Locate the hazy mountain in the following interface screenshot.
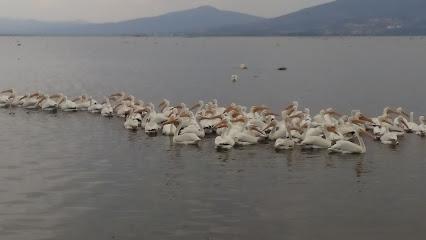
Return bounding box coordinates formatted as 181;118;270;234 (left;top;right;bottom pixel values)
2;1;426;36
203;0;426;36
0;18;90;35
60;6;265;36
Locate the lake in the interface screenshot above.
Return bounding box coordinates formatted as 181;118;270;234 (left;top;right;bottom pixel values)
1;36;426;240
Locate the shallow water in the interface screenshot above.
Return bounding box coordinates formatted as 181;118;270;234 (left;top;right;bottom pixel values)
1;37;426;239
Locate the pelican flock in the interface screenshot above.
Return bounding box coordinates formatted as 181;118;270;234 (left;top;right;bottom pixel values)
1;88;424;154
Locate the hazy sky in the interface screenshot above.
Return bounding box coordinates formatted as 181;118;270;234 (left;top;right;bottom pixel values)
0;0;333;23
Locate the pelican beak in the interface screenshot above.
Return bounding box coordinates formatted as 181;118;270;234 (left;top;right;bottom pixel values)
265;112;279;117
382;119;393;125
359;114;374;124
58;98;65;105
284;103;294;111
180;113;190;118
8;95;14;100
263;122;275;131
30;93;39;98
158;100;165;108
37;97;46;104
167;111;175;117
190;103;200;111
251;126;266;136
230;118;244;124
162;118;177;126
101;100;106;104
109;93;120;97
224;105;235;113
326;110;342;117
289;112;303;119
217;123;228;129
72;97;80;102
401;119;410;129
327;126;339;135
231;112;241;118
291;127;304;134
19;95;28;101
352;119;364;126
113;103;122;110
360;129;376;139
253;106;268;113
213;119;227;128
122;97;131;101
387;108;399;115
172;105;182;109
401;111;410;118
1;89;12;94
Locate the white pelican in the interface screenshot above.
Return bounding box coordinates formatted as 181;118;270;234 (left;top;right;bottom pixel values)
23;92;42;109
58;96;77;111
87;97;102;113
264;119;289;141
372;107;400;126
391;116;409;136
115;102;131;117
274;124;295;150
329;128;373;154
163;118;201;145
231;75;238;82
108;92;125;106
416;116;426;136
0;89;15;107
233;125;266;145
73;94;91;110
124;109;138;130
162;108;178;136
405;112;420;132
378;116;399;145
300;124;338;149
214;121;235;149
8;91;25;107
190;100;204;115
212;99;226;114
145;117;160;134
36;94;57;110
180;112;205;138
15;94;29;107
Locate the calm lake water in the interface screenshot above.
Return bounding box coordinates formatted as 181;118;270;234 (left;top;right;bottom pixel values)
1;37;426;239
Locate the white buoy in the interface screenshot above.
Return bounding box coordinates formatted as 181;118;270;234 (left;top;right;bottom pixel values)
240;64;248;69
231;75;238;82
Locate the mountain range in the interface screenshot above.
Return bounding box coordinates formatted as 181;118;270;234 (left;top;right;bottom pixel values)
1;0;426;36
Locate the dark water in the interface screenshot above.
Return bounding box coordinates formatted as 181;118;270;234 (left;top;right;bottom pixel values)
1;37;426;239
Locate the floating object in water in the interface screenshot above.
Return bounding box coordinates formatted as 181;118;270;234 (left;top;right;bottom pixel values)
231;75;238;82
277;67;287;71
240;64;248;69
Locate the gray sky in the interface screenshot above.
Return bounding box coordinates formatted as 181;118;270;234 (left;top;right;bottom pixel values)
0;0;333;23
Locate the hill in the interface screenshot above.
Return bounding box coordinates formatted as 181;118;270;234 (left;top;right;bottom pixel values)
203;0;426;36
60;6;265;36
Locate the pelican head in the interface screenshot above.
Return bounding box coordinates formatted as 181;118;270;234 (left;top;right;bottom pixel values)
396;107;410;118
